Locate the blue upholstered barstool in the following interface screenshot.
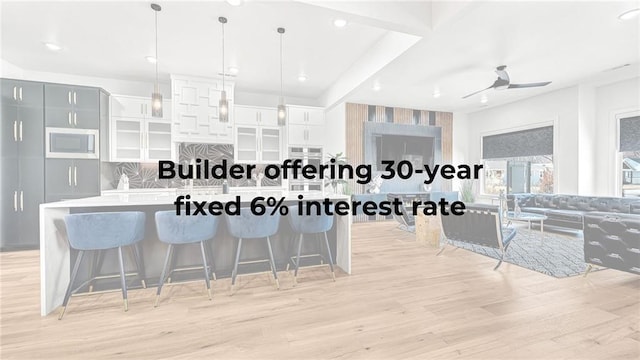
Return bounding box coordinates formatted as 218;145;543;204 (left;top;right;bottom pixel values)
154;211;220;306
287;205;336;284
226;209;281;290
60;211;146;319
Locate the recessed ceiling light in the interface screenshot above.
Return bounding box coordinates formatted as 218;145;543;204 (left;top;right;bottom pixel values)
44;42;62;51
226;0;244;6
145;56;157;64
298;74;308;82
480;95;488;104
433;88;441;98
618;8;640;20
333;19;348;28
372;83;381;91
228;66;239;74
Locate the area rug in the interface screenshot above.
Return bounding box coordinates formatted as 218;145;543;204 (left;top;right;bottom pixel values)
448;229;600;278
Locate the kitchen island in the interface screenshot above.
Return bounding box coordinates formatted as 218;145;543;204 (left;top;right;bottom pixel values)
39;191;351;316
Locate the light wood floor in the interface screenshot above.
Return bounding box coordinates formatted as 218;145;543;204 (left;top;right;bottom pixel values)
1;221;639;359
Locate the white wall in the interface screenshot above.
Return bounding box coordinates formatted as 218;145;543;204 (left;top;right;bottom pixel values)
235;90;319;108
324;102;346;158
465;86;579;196
0;59;24;78
460;76;640;198
594;77;640;196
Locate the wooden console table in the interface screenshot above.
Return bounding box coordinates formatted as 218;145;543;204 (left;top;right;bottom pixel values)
415;209;441;248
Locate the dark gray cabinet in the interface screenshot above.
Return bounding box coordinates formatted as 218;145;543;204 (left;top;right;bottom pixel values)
1;79;45;250
45;159;100;202
45;84;100;129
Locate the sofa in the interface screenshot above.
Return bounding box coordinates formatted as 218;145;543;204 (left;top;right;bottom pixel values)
583;212;640;275
507;194;640;230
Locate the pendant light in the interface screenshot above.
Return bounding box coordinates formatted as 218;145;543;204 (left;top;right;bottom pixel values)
150;3;163;118
277;27;286;126
219;17;229;123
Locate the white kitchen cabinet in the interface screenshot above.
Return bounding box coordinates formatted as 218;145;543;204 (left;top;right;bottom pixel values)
111;95;170;121
171;75;234;144
234;105;282;163
235;125;282;164
110;95;174;162
287;106;325;146
235;105;278;127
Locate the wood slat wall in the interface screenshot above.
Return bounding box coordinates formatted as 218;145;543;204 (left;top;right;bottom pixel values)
345;103;454;222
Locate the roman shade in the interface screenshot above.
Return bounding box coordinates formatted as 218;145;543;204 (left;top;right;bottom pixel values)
619;116;640;152
482;126;553;159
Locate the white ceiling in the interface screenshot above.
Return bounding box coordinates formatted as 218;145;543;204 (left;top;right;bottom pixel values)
346;0;640;112
0;1;387;99
2;1;639;113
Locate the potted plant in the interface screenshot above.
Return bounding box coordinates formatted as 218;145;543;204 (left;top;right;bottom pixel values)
324;152;350;195
460;179;476;203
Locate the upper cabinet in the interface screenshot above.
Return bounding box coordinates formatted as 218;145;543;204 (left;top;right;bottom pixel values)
109;95;174;163
235;105;279;127
111;94;171;121
234;105;283;164
287;105;325;146
171;75;234;144
44;84;100;129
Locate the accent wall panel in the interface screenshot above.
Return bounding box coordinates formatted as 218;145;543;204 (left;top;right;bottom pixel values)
345;103;454;221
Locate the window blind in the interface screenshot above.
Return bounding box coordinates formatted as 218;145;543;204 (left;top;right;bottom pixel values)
482;126;553;159
619;116;640;152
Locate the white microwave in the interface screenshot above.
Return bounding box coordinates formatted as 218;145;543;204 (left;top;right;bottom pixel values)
45;128;100;159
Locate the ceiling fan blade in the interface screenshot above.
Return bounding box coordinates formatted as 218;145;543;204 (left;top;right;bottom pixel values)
508;81;551;89
462;85;494;99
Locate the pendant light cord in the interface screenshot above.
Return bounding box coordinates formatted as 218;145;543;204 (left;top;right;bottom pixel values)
221;20;225;90
155;10;159;89
279;31;283;99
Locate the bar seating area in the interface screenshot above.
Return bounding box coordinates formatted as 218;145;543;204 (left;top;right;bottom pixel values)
59;211;147;319
56;207;337;318
154;211;220;306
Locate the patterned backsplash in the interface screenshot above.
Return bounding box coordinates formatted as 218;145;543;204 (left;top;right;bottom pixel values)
103;143;282;189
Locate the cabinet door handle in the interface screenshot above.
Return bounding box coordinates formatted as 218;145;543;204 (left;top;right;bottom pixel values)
68;111;72;125
74;166;78;186
20;191;23;212
141;104;144;115
73;112;77;126
13;121;17;141
19;87;23;101
13;191;17;212
19;121;22;141
68;91;72;104
73;91;77;105
13;86;17;100
68;166;72;186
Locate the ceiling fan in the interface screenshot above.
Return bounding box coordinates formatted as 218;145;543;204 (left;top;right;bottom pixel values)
462;65;551;99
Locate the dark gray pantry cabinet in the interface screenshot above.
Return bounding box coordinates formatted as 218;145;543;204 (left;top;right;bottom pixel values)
0;78;107;251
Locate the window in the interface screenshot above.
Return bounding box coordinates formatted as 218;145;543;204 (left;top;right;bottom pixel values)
483;156;554;195
619;115;640;198
483;160;507;195
482;126;554;195
622;151;640;198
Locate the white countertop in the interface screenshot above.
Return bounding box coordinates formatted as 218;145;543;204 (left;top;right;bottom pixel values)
41;191;349;209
